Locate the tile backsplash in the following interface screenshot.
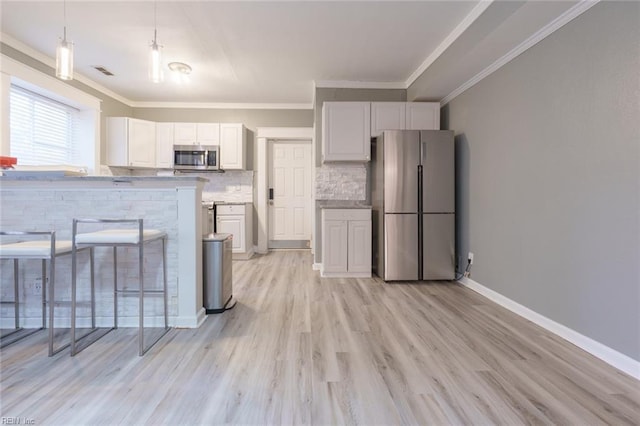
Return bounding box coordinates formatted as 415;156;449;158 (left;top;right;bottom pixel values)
200;170;254;202
315;164;367;201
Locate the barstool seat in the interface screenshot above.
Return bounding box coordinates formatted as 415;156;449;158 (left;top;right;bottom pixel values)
75;229;165;245
0;240;73;257
0;231;84;356
71;219;169;356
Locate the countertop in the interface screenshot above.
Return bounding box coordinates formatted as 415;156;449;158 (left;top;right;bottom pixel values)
317;200;371;209
0;174;207;182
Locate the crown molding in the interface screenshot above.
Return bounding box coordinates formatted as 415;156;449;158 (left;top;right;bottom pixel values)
314;80;406;90
440;0;601;106
130;101;313;110
0;32;134;106
405;0;494;88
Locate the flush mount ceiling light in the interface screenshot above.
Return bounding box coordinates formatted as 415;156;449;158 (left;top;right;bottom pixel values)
168;62;192;84
55;0;73;80
149;1;163;83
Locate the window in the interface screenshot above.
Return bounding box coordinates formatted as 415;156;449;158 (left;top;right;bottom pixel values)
10;85;80;166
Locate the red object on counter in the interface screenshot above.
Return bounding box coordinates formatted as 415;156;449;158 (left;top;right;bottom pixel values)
0;156;17;168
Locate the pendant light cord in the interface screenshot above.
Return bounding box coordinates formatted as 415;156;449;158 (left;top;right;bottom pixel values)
63;0;67;41
153;0;158;44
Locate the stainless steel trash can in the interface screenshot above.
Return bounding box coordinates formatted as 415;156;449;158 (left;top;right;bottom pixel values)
202;233;233;313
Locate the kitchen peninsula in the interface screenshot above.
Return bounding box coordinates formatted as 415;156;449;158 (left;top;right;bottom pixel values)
0;175;207;329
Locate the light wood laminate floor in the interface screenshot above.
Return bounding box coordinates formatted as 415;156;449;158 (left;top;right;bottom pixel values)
1;251;638;425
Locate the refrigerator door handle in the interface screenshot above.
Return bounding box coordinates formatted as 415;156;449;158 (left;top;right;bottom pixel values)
417;164;424;279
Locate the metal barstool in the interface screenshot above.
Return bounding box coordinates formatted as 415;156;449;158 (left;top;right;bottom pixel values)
0;231;85;356
71;219;169;356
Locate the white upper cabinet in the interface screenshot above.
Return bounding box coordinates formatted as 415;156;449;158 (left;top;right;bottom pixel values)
174;123;220;145
173;123;197;144
405;102;440;130
106;117;156;168
197;123;221;145
371;102;440;137
371;102;406;137
322;102;371;162
220;123;246;170
155;122;174;168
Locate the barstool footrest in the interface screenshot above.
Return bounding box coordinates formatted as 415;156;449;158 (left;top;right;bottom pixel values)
70;327;115;356
140;326;171;356
0;328;43;349
116;289;166;294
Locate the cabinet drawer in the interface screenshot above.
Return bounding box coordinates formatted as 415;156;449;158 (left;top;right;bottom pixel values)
322;208;370;221
216;204;246;215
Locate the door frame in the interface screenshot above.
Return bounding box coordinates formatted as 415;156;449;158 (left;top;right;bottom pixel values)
256;127;314;254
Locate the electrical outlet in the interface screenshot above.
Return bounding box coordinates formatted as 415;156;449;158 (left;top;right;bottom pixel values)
468;252;474;265
33;277;46;295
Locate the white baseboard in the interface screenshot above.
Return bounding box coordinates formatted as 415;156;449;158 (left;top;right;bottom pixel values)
172;308;207;328
459;277;640;380
320;271;371;278
254;245;267;255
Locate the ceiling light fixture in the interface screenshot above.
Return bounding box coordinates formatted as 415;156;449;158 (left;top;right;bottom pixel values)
55;0;73;80
149;1;163;83
168;61;192;84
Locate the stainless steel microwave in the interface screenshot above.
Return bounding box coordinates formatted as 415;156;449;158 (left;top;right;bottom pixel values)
173;145;219;171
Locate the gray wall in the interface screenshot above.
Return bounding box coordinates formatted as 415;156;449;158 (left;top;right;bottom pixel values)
1;43;133;161
133;108;312;134
416;3;640;360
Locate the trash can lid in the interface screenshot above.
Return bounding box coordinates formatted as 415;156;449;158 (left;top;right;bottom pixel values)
202;233;232;242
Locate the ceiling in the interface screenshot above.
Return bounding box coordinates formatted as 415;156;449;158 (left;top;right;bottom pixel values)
0;1;582;107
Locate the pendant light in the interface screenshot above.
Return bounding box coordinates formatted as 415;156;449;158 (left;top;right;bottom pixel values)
149;1;163;83
56;0;73;80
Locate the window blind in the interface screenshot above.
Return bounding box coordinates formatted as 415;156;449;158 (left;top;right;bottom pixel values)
10;85;79;166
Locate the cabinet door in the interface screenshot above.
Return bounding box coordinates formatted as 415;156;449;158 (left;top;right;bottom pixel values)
371;102;406;137
322;219;348;273
406;102;440;130
217;215;245;253
220;123;246;170
174;123;197;144
155;123;174;168
128;119;156;167
347;220;371;273
322;102;371;162
106;117;127;167
197;123;220;145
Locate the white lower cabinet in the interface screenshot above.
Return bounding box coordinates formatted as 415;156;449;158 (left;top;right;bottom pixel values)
321;208;371;277
216;203;253;259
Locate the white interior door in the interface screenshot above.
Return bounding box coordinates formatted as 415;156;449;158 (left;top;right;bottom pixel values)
268;140;312;248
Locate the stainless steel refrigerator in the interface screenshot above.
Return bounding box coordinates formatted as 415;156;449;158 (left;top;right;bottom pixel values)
371;130;455;281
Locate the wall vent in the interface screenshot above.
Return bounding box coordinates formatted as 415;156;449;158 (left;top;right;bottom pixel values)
93;66;114;76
